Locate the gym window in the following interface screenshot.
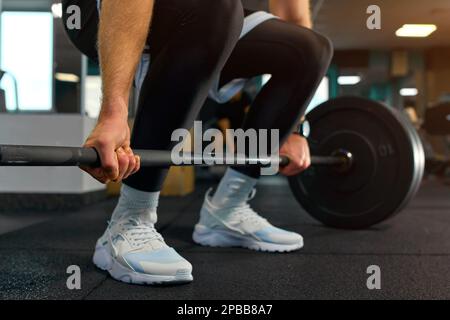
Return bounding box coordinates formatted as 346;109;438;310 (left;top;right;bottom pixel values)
1;11;53;111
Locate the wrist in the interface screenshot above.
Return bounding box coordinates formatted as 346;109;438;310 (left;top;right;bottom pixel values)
98;110;128;125
99;108;128;121
99;98;129;122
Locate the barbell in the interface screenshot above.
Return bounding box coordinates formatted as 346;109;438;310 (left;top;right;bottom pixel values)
0;97;425;229
0;145;350;168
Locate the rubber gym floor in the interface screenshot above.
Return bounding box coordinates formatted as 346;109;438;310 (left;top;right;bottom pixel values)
0;177;449;300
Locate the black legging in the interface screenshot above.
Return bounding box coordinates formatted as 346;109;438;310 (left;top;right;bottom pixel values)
63;0;333;192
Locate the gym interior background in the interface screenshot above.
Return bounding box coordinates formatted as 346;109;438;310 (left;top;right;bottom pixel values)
0;0;449;300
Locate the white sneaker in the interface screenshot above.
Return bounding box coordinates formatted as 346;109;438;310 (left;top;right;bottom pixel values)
193;189;303;253
93;217;193;285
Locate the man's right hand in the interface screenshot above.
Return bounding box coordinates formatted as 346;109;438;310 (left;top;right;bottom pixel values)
81;113;141;184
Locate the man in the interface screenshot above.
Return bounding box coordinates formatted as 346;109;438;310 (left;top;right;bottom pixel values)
62;0;332;285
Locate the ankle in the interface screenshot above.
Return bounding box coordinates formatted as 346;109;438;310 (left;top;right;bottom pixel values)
111;185;160;224
211;168;258;207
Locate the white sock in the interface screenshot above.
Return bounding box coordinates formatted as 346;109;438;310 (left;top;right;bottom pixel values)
211;168;258;207
111;184;160;224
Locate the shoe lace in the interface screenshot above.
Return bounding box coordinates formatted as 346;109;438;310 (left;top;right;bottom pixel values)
116;218;163;247
230;203;267;225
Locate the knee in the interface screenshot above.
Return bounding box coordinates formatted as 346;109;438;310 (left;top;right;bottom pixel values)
279;28;333;79
312;31;334;70
298;30;334;75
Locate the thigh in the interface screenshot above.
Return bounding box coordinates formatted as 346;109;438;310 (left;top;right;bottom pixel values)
149;0;244;58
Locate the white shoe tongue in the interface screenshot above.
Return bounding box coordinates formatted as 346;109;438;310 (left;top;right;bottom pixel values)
127;210;158;225
214;186;255;207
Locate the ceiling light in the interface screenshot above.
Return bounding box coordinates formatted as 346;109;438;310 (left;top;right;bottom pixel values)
338;76;361;86
55;73;80;83
400;88;418;97
396;24;437;38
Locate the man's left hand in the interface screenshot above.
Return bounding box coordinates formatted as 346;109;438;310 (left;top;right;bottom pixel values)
279;133;311;176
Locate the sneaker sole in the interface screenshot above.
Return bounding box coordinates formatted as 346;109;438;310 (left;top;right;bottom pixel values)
93;245;193;285
192;225;303;253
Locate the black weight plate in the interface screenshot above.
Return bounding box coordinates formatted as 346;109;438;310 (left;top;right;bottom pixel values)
289;96;421;229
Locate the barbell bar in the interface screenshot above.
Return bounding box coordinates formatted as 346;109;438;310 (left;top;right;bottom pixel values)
0;144;351;168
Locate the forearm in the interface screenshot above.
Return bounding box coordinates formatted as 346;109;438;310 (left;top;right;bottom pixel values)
98;0;155;119
269;0;312;28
